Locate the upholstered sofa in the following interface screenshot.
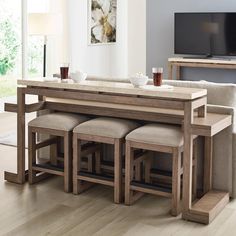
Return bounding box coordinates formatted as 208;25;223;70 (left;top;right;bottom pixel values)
162;80;236;198
86;76;236;198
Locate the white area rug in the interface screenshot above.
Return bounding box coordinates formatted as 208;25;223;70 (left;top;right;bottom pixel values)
0;113;34;148
0;127;28;148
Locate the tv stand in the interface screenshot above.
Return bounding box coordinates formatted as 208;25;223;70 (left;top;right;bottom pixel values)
183;56;232;61
168;57;236;80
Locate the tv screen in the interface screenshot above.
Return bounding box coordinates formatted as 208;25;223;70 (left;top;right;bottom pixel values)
175;13;236;57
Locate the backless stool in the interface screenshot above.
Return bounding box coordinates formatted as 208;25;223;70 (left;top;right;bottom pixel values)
28;112;94;192
125;124;198;216
73;117;140;203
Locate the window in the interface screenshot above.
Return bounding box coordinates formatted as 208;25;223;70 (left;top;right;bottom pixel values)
0;0;21;98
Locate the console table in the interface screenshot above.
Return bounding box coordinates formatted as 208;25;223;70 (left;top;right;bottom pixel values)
168;57;236;80
4;79;232;224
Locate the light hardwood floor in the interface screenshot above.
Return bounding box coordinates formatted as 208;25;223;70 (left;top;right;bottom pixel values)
0;113;236;236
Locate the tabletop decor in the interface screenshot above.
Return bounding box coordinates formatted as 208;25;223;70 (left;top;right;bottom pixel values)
129;73;148;88
88;0;117;45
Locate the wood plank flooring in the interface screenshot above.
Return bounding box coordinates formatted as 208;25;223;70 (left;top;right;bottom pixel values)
0;113;236;235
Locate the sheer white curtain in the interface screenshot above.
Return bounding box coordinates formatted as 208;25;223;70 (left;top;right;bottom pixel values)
21;0;27;79
22;0;69;79
47;0;69;76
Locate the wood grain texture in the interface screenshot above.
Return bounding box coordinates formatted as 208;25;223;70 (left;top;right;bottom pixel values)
189;191;229;224
18;79;207;100
204;137;213;194
0;142;235;235
192;113;232;137
168;57;236;80
183;102;194;212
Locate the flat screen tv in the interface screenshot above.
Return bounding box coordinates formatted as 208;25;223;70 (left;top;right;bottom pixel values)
175;13;236;57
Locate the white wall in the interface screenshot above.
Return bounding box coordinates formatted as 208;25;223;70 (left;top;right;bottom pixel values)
147;0;236;82
127;0;146;76
68;0;128;77
67;0;146;78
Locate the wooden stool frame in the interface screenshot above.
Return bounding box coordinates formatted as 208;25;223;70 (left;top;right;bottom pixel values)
28;126;99;193
125;139;198;216
73;133;123;204
28;126;73;192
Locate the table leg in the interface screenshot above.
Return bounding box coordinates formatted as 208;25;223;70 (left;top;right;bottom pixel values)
198;105;207;118
176;66;181;80
182;101;194;217
168;62;173;80
203;137;213;193
4;87;26;184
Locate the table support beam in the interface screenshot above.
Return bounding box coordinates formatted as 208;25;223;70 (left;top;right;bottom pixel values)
4;87;26;184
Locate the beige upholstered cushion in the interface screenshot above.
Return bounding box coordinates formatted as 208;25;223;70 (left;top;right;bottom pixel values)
126;124;183;147
29;112;89;131
74;117;140;139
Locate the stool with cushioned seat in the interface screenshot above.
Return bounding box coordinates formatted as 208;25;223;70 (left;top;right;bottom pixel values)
125;123;198;216
73;117;140;203
28;112;95;193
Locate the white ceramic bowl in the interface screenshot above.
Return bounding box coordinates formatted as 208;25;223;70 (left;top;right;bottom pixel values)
71;71;87;83
129;75;148;88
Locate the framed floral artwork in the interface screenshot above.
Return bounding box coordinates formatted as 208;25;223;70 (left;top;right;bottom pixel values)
88;0;117;45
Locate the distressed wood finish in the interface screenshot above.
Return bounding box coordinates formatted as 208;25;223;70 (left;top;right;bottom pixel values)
125;140;184;217
28;126;99;193
168;57;236;80
192;113;232;137
28;126;73;193
5;87;27;184
73;133;125;204
182;102;194;213
5;78;232;225
18;79;207;100
203;137;213;194
189;191;229;224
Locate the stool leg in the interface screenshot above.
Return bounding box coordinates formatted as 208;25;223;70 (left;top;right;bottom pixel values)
50;135;57;166
87;154;93;172
192;140;198;200
95;148;101;174
73;134;79;194
28;128;36;184
171;148;181;216
135;163;142;181
64;132;72;193
145;152;152;184
114;139;122;203
125;141;134;205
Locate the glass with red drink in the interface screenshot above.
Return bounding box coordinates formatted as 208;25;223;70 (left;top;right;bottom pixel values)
60;63;69;80
152;67;163;86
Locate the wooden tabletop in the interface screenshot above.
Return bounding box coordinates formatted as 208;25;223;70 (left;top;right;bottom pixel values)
18;78;207;101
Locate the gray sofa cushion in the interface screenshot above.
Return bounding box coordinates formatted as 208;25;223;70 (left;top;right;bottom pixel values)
163;80;236;108
233;132;236;197
74;117;140;139
162;80;236;133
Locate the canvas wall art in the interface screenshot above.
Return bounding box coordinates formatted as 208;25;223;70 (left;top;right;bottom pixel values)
89;0;117;45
